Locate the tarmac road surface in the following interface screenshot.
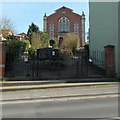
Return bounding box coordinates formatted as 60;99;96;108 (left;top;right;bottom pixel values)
2;96;118;118
1;85;119;118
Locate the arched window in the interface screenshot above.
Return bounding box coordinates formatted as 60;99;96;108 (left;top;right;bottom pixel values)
58;17;70;32
49;23;54;39
74;23;79;35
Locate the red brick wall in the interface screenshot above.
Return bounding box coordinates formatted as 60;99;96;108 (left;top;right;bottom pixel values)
0;42;6;78
104;45;115;77
46;7;82;46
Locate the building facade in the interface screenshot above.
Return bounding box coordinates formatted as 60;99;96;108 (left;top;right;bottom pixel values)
89;2;120;78
15;32;28;40
43;6;85;47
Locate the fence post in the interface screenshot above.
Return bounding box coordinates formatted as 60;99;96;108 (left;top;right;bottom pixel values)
104;45;115;77
0;41;6;79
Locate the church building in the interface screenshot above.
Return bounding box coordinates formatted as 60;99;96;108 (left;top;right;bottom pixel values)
43;6;85;47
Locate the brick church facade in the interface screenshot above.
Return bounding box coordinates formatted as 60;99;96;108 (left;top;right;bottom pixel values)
43;6;85;47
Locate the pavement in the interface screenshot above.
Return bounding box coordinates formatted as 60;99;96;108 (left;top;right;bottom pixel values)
1;78;119;119
0;78;119;92
1;83;118;104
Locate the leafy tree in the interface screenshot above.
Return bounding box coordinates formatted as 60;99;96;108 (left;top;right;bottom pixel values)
50;39;55;47
28;47;36;60
22;40;31;52
27;22;39;38
6;39;26;62
40;32;50;45
60;33;80;55
49;39;58;49
30;31;50;50
30;32;41;49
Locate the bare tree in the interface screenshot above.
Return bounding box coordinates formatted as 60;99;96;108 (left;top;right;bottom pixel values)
0;16;14;31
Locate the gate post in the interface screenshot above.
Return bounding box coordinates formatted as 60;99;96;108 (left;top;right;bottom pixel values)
104;45;115;77
0;40;6;79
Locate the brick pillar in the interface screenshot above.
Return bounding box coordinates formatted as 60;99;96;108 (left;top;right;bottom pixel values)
0;41;6;79
104;45;115;77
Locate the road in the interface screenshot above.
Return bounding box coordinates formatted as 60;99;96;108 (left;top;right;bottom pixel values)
2;96;118;118
1;85;119;118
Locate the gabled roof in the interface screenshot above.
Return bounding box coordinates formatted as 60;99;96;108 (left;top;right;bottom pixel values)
47;6;82;18
1;29;14;38
55;6;73;12
16;32;27;36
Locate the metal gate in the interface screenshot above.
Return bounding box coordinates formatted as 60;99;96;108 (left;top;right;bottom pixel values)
5;49;106;79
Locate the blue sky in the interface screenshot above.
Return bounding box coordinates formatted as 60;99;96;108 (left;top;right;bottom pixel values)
1;2;89;34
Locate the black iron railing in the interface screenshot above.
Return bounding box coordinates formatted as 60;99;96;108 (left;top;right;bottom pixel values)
5;50;107;79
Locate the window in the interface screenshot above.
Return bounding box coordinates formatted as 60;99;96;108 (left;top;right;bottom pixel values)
49;23;54;39
74;23;79;35
62;10;66;13
58;17;70;32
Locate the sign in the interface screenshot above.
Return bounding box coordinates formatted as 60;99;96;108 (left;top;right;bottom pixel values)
37;47;59;60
